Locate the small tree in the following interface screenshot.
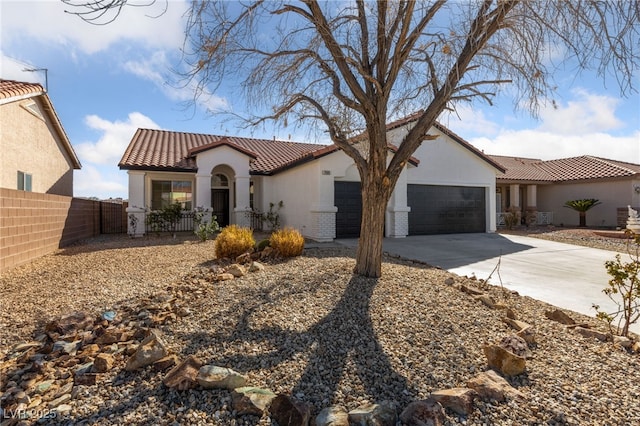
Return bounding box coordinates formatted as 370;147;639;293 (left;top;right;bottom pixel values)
593;230;640;338
564;199;602;228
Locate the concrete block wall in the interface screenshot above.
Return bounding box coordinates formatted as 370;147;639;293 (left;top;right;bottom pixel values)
0;188;101;273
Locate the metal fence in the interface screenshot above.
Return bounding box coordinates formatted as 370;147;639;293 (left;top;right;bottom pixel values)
144;211;196;234
100;201;127;234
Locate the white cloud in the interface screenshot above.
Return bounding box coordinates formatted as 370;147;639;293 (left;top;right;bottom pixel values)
122;51;229;112
1;0;189;54
445;89;639;163
74;164;127;199
75;112;161;165
538;89;623;135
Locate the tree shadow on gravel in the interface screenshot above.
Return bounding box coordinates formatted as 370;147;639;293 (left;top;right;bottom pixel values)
174;272;418;414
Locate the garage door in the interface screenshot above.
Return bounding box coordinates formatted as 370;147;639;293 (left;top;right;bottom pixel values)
334;181;362;238
408;185;485;235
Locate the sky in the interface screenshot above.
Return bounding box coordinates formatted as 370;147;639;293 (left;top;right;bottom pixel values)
1;0;638;200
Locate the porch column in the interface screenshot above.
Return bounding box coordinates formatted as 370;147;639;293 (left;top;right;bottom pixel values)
195;172;213;223
310;170;338;242
126;171;146;237
234;175;251;227
509;184;520;209
525;184;538;225
386;166;410;238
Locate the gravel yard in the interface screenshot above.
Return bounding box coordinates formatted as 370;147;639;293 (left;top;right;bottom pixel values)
1;230;639;425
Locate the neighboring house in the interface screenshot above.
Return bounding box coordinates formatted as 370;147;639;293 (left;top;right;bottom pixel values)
489;155;640;228
0;79;81;196
119;114;504;241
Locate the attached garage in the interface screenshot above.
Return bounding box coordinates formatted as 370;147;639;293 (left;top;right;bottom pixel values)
334;181;362;238
408;184;486;235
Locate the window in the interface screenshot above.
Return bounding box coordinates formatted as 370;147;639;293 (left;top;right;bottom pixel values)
17;171;32;192
211;173;229;187
151;180;192;210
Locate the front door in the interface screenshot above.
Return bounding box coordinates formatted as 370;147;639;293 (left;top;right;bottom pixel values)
211;189;229;227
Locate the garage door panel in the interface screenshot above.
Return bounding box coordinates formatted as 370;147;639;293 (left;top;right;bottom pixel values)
408;184;485;235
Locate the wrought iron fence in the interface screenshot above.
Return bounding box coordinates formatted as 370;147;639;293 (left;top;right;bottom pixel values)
496;211;553;227
145;211;196;233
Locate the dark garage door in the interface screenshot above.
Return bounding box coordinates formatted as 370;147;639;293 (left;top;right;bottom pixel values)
335;181;362;238
408;184;485;235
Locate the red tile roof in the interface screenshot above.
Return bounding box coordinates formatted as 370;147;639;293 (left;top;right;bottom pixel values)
489;155;640;182
119;129;330;174
0;79;45;101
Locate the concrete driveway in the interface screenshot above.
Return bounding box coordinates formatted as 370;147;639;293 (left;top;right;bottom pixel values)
337;233;639;335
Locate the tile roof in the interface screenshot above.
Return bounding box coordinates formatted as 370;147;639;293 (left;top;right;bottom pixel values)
119;129;330;174
0;79;44;102
489;155;640;182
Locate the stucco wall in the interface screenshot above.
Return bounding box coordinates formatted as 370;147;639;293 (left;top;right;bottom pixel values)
537;178;638;228
0;98;75;196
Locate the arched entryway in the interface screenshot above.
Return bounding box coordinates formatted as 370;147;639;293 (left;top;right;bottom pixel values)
211;172;230;227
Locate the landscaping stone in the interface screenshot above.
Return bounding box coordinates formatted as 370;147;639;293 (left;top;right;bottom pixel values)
484;344;526;376
399;398;445;426
231;387;276;416
575;327;609;342
197;365;246;390
227;264;246;278
315;405;349;426
467;370;524;402
92;353;114;373
124;330;168;371
430;388;477;416
162;355;202;391
269;394;312;426
348;401;397;426
545;309;576;325
499;334;531;358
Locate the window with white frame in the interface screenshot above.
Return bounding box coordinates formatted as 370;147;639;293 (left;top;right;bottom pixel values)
151;180;192;210
17;171;32;192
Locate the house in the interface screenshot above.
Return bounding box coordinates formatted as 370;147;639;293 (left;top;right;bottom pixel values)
489;155;640;228
0;79;81;196
118;114;504;240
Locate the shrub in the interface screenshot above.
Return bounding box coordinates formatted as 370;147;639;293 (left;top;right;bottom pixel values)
270;227;305;258
194;208;220;242
214;225;255;259
255;239;271;252
593;230;640;337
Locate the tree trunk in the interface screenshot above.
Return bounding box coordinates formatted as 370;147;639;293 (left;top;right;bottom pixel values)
354;175;391;278
579;211;586;227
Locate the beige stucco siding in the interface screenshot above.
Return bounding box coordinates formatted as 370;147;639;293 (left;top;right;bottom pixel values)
537;179;636;227
0;98;75;196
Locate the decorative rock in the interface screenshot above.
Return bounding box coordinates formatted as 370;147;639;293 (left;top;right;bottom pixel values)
459;284;484;296
235;253;252;264
315;406;349;426
52;403;72;416
249;261;265;272
444;277;455;286
474;294;496;308
499;334;531;358
48;393;71;408
45;311;94;338
125;330;168;371
261;246;275;259
34;380;55;395
430;388;477;416
544;309;575;325
197;365;247;390
467;370;524;402
74;373;97;386
162;355;203;390
153;354;179;372
632;341;640;353
575;326;609;341
232;387;276;416
217;273;235;281
227;264;246;278
348;401;397;426
484;344;526;376
52;340;82;356
501;317;530;332
269;394;312;426
612;335;632;348
517;326;537;345
399;398;445;426
93;353;114;373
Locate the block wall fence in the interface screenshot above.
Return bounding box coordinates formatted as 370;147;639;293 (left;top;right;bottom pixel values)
0;188;105;273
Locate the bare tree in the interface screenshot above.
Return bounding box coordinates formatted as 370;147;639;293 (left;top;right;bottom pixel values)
67;0;639;278
62;0;166;25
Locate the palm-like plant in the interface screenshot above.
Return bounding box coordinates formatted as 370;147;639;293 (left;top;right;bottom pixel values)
564;199;602;227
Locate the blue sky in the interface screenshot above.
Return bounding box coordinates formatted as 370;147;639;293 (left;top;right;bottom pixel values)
1;0;638;200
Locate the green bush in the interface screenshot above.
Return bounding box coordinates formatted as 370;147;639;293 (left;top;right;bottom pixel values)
270;227;305;258
214;225;255;259
255;239;271;252
593;230;640;337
